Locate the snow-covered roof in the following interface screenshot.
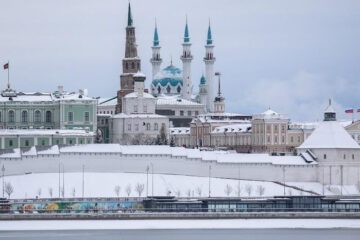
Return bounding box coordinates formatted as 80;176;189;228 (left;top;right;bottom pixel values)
133;71;146;78
98;97;117;106
212;123;252;134
156;95;203;106
253;108;288;120
298;121;360;149
194;113;251;124
111;113;167;119
0;92;53;102
0;129;94;136
124;92;154;99
170;127;190;135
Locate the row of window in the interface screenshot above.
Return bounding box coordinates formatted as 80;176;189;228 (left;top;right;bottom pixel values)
0;110;52;124
67;112;90;122
180;110;199;117
127;122;165;132
98;110;114;115
290;136;302;143
125;61;140;70
8;138;91;147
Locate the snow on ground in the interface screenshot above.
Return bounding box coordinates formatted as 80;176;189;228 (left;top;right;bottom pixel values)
1;219;360;230
3;172;359;199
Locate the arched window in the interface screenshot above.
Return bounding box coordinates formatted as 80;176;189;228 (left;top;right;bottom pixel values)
154;123;158;131
177;86;181;93
45;111;51;123
146;123;151;131
9;140;13;147
21;111;28;123
166;85;171;93
125;62;128;70
34;110;41;123
131;62;135;69
8;110;15;123
157;86;161;94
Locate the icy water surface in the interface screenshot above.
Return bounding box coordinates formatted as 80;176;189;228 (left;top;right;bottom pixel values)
0;229;360;240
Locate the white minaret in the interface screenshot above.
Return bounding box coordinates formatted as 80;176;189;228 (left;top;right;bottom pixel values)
214;72;225;113
150;22;162;95
180;19;193;100
204;22;215;112
199;74;207;106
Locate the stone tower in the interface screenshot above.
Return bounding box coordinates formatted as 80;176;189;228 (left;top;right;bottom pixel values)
204;22;215;112
180;18;193;100
150;22;162;95
116;2;141;113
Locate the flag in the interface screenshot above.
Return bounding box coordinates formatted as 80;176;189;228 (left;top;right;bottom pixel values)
3;63;8;70
345;109;354;114
357;109;360;113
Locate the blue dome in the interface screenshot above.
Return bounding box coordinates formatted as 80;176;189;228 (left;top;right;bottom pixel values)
152;65;183;88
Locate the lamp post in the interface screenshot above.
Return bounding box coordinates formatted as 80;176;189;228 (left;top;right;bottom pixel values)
1;164;5;198
282;166;286;196
146;165;150;197
208;165;211;197
151;163;154;196
82;164;85;198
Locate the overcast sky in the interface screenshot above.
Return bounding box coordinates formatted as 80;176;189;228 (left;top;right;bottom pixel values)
0;0;359;121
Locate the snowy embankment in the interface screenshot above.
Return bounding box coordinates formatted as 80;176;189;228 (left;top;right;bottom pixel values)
1;219;360;230
3;172;359;199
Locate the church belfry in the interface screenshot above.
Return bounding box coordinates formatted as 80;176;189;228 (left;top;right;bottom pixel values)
116;2;142;113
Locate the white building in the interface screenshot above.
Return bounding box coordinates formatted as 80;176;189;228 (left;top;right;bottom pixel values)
110;72;169;144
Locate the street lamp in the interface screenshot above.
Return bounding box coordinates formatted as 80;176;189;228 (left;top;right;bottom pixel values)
151;163;154;197
146;165;150;197
208;165;211;197
1;164;5;198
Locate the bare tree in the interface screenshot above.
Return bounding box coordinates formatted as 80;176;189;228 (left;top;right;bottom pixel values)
245;184;253;197
4;182;14;199
186;189;191;197
71;187;76;197
175;190;181;197
224;184;233;196
235;183;241;197
135;183;145;197
196;186;202;197
48;187;53;198
37;188;42;198
125;184;132;197
256;185;265;197
114;185;121;197
166;188;172;196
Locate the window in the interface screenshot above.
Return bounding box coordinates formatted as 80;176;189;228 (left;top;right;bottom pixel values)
343;154;346;160
21;111;28;123
101;119;104;125
69;140;73;145
187;111;191;116
9;140;13;147
56;140;60;145
195;111;199;116
154;123;158;131
266;125;270;131
25;140;29;146
0;111;2;122
267;136;271;143
290;136;294;143
297;136;301;143
8;110;15;123
281;125;285;131
84;112;89;122
282;136;285;143
157;86;161;94
80;139;83;144
146;123;151;131
45;111;52;123
274;136;278;143
352;154;355;160
41;140;45;146
166;85;171;93
125;62;128;70
274;125;278;131
135;124;139;131
68;112;73;122
134;105;138;113
177;86;181;93
34;110;41;123
180;111;184;116
127;124;131;131
131;62;135;69
324;154;327;159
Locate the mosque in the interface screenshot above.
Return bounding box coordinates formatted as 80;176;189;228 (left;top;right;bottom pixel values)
150;18;216;113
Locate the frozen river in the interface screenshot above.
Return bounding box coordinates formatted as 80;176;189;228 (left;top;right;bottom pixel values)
0;229;360;240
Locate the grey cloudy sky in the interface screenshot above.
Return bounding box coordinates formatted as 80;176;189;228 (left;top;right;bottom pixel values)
0;0;359;121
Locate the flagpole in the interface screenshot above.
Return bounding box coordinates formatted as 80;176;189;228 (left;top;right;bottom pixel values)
7;60;9;89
